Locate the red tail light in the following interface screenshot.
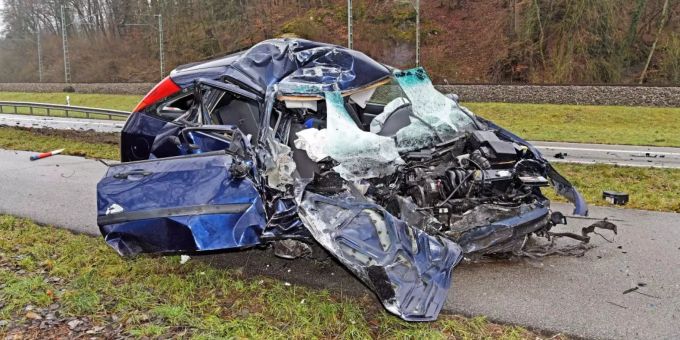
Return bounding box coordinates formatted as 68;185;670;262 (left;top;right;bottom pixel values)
133;76;181;112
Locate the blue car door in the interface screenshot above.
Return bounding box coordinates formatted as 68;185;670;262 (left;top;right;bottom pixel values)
96;151;266;256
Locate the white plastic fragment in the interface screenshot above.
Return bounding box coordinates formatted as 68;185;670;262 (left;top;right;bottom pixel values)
294;128;329;162
180;255;191;264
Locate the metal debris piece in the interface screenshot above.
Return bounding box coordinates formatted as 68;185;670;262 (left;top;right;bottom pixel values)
623;287;639;294
603;191;629;205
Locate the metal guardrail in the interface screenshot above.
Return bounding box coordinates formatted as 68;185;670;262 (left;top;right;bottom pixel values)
0;101;131;120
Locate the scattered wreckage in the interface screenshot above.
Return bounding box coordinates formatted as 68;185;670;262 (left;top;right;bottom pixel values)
97;39;608;321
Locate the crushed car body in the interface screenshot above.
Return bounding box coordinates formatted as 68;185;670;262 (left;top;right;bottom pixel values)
97;38;589;321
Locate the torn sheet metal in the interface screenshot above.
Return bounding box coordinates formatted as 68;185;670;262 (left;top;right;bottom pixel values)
298;191;463;321
453;202;551;254
262;135;297;190
96;152;266;256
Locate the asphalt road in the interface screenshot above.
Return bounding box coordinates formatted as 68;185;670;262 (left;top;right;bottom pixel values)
1;149;679;339
535;141;680;169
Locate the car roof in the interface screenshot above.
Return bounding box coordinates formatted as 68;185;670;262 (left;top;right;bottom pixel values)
169;38;391;97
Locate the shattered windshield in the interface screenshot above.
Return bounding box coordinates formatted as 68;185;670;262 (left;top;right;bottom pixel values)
294;67;477;181
390;68;475;151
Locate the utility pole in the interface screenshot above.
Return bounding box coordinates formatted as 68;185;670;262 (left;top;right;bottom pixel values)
156;14;164;79
126;15;165;80
36;23;43;82
61;6;71;83
415;0;420;66
347;0;353;49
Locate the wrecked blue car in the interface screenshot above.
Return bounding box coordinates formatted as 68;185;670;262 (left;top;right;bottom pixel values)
97;39;588;321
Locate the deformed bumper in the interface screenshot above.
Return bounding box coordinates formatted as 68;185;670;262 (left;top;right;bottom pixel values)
456;201;551;254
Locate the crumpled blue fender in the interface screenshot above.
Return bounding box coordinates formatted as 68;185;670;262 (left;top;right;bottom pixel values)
298;191;463;321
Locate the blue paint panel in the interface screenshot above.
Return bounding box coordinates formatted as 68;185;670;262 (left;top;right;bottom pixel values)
97;153;266;256
299;192;463;321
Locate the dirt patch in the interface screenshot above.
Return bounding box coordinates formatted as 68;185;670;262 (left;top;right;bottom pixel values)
11;126;120;145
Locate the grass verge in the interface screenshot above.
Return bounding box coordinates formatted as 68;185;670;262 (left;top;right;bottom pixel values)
545;163;680;212
0;92;141;112
466;102;680;147
0;215;541;339
0;127;119;160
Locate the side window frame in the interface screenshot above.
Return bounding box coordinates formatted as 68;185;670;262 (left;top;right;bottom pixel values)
192;78;263;140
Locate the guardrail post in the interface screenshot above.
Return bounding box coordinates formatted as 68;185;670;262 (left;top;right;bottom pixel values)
47;108;50;116
65;109;69;117
86;111;90;119
29;107;33;115
14;106;18;114
0;105;3;113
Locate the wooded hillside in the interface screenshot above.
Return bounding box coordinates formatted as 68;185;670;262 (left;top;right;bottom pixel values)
1;0;678;84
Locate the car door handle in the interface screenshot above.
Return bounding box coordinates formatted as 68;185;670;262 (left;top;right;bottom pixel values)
113;170;153;180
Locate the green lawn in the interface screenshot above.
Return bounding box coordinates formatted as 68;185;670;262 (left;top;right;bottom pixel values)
0;92;141;112
545;163;680;212
0;215;538;339
466;102;680;147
